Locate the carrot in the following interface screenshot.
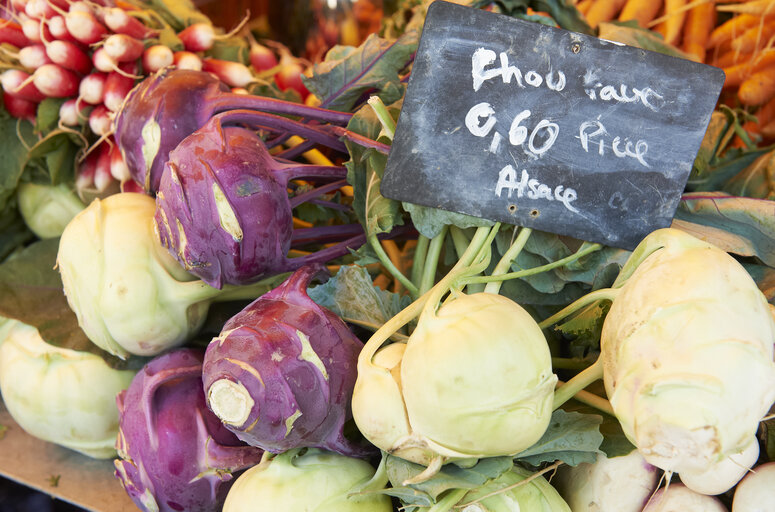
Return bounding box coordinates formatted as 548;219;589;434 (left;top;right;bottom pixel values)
682;1;716;61
585;0;628;28
618;0;664;27
755;96;775;127
713;47;752;67
576;0;594;15
731;18;775;53
761;118;775;138
722;49;775;88
738;64;775;105
708;14;762;48
717;0;775;17
663;0;688;46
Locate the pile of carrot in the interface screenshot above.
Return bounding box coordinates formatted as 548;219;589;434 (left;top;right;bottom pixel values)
571;0;775;140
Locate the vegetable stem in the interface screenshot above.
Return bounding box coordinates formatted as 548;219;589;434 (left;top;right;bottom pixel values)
368;233;419;299
410;235;430;289
367;96;396;139
552;358;605;410
560;385;616;416
538;287;619;330
429;488;468;512
551;357;595;370
483;227;532;294
420;227;448;295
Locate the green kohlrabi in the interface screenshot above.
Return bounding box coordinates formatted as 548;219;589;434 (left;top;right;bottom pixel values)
0;319;136;458
17;182;85;239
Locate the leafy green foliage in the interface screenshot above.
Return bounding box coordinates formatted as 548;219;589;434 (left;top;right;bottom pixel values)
303;31;418;112
0;203;34;263
35;98;67;135
246;79;303;102
403;201;494;239
744;263;775;304
561;394;636;458
723;149;775;200
128;0;210;31
556;301;610;357
0;106;35;213
515;409;604;466
208;37;249;64
470;0;593;34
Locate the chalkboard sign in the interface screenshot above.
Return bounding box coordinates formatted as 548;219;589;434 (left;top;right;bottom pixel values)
381;1;725;249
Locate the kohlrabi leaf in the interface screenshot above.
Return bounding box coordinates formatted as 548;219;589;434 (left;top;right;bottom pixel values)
0;105;35;213
0;238;127;368
672;193;775;267
556;301;611;357
304;31;418;112
345;101;403;235
515;409;604;466
744;263;775;304
0;204;34;263
597;22;693;58
374;485;434;508
469;0;593;34
559;388;636;458
403;201;495;239
308;264;411;327
722;150;775;200
381;0;431;40
386;455;513;502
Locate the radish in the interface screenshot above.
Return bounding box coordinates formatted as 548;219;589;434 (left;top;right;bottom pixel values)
732;462;775;511
45;15;78;43
248;38;278;73
17;44;51;69
59;97;91;125
1;69;45;102
0;21;31;48
103;69;135;112
108;142;130;181
141;44;172;73
45;40;92;75
20;14;49;43
75;149;97;192
273;47;309;99
103;33;144;63
93;141;113;192
230;87;248;95
78;72;107;105
65;10;107;45
201;58;254;88
102;7;156;39
32;63;79;97
172;50;201;71
177;17;247;53
3;91;37;120
24;0;56;20
88;103;111;135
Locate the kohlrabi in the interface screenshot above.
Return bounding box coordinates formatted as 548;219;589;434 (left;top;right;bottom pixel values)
553;449;659;512
16;182;85;239
0;319;136;459
202;265;368;456
114;349;263;512
154;115;366;288
352;226;558;474
642;484;728;512
543;228;775;495
732;462;775;512
222;448;392;512
57;192;270;358
113;68;383;193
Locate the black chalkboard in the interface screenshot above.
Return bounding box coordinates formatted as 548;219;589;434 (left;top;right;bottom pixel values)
381;1;725;249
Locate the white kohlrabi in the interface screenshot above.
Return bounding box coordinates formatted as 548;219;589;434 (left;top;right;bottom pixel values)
642;484;728;512
732;462;775;512
0;320;136;458
17;182;85;239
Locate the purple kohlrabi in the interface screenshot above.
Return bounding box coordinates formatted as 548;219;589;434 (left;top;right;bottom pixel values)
202;264;371;457
154;113;365;289
114;349;263;512
113;68;354;193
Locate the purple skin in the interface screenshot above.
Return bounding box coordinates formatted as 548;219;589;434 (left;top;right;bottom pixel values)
202;265;372;458
114;349;263;512
154;114;365;289
113;68;354;193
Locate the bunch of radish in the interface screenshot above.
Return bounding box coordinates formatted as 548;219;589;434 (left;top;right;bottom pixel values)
0;0;312;197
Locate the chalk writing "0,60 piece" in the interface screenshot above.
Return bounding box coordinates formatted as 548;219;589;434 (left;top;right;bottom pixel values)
465;103;559;156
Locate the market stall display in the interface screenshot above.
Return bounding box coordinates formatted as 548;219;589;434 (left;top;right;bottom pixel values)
0;0;774;511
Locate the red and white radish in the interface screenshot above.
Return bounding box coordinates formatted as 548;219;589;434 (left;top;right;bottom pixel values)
102;8;155;39
45;40;92;75
0;20;32;48
248;39;278;72
88;103;111;136
172;50;201;71
59;97;91;125
201;58;253;88
18;44;51;69
93;142;113;192
78;72;107;105
65;10;107;45
141;44;172;73
103;33;144;63
274;47;309;99
32;63;79;97
1;69;45;102
45;15;77;43
103;69;135;112
108;142;130;181
3;91;37;120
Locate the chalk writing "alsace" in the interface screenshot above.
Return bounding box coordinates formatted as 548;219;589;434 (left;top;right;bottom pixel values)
496;165;579;213
472;48;566;93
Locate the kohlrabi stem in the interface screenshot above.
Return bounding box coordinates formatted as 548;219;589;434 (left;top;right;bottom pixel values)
288;179;348;209
211;93;354;125
410;235;430;289
428;489;468;512
368;233;419;299
483;227;532;295
329;125;392;154
290;223;364;245
560;385;616;416
177;275;284;303
470;243;603;287
551;357;595;370
537;287;619;330
420;226;448;295
288;233;367;269
552;357;604;410
281;165;348;184
359;226;494;366
367;96;396;139
450;227;484;294
214;110;348;153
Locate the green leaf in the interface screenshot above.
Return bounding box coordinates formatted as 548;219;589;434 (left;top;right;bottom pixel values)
560;392;636;458
0;203;35;263
35;98;66;135
135;0;209;30
722;150;775;200
0;238;127;369
0;105;35;212
597;21;693;58
345;101;403;235
403;201;495;239
207;37;249;64
743;263;775;304
303;31;417;112
515;409;604;466
157;25;184;51
246;78;303;102
308;264;411;327
374;486;434;508
556;301;610;356
672;193;775;267
470;0;593;34
386;455;513;502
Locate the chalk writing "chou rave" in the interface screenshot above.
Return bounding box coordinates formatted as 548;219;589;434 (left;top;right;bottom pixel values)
465;47;664;214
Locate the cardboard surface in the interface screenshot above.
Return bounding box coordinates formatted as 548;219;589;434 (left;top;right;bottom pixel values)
0;400;137;512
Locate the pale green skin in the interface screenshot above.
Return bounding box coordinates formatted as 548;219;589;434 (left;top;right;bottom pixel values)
602;229;775;491
222;448;392;512
457;465;570;512
353;292;556;467
17;182;85;239
0;320;136;458
57;193;218;358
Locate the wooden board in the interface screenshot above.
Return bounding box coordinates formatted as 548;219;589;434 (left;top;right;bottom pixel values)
0;400;137;512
